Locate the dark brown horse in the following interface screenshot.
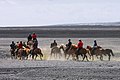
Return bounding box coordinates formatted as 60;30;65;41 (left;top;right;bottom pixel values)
87;46;114;61
75;47;90;61
30;48;43;60
102;49;114;61
60;44;90;61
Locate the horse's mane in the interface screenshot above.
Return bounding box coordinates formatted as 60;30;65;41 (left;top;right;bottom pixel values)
72;44;78;48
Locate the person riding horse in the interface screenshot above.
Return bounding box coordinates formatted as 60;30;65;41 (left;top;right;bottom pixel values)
27;33;32;42
10;41;16;56
33;39;38;50
50;40;57;48
66;39;72;53
92;40;98;53
10;41;16;50
32;32;37;40
77;40;83;53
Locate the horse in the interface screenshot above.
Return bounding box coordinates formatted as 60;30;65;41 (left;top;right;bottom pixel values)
50;46;62;59
10;49;16;59
101;49;114;61
60;44;79;60
30;48;43;60
87;46;114;61
23;47;31;60
27;40;34;49
75;47;90;61
16;48;27;60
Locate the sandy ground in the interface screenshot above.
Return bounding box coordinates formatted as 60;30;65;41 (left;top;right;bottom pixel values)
0;28;119;80
0;58;120;80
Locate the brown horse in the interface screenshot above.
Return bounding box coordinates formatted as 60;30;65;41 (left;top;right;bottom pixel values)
75;47;90;61
23;47;31;59
27;40;34;49
87;46;114;61
16;48;27;60
30;48;43;60
60;44;90;61
101;49;114;61
50;46;62;59
59;44;76;60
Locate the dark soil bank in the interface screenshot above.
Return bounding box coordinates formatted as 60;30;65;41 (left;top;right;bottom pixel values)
0;26;120;38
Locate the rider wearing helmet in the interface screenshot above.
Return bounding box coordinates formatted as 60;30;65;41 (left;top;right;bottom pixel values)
77;40;83;53
66;39;72;53
32;32;37;40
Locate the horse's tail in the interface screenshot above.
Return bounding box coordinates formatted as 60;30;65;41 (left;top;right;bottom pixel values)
110;49;114;56
41;52;43;57
38;48;43;57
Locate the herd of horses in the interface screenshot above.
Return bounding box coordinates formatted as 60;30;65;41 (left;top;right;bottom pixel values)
50;44;114;61
10;41;114;61
10;41;43;60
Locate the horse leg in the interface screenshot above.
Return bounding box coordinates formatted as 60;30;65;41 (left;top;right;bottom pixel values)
64;53;67;59
32;54;34;60
76;54;79;61
35;54;38;60
50;52;52;59
40;54;42;60
85;54;89;61
67;54;70;60
92;55;94;61
100;55;103;61
108;54;111;61
82;54;85;61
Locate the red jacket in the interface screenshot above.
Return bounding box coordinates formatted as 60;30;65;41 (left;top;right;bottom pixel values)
32;34;37;39
18;43;23;49
78;41;83;48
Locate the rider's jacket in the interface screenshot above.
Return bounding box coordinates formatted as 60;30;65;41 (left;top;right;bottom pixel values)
67;41;72;47
32;34;37;40
28;35;32;41
51;42;57;48
18;43;23;49
77;41;83;48
10;43;16;49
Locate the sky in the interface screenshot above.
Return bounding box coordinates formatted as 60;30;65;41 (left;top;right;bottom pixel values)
0;0;120;27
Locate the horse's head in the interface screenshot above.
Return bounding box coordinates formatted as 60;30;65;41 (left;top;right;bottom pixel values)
71;44;78;49
86;46;92;49
59;44;66;50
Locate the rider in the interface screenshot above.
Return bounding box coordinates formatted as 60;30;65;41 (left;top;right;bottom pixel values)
32;32;37;41
50;40;57;48
77;40;83;53
10;41;16;51
93;40;98;48
66;39;72;53
92;40;98;53
33;39;38;50
18;41;23;49
27;33;32;42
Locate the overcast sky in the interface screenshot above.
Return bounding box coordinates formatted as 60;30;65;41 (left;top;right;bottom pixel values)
0;0;120;26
